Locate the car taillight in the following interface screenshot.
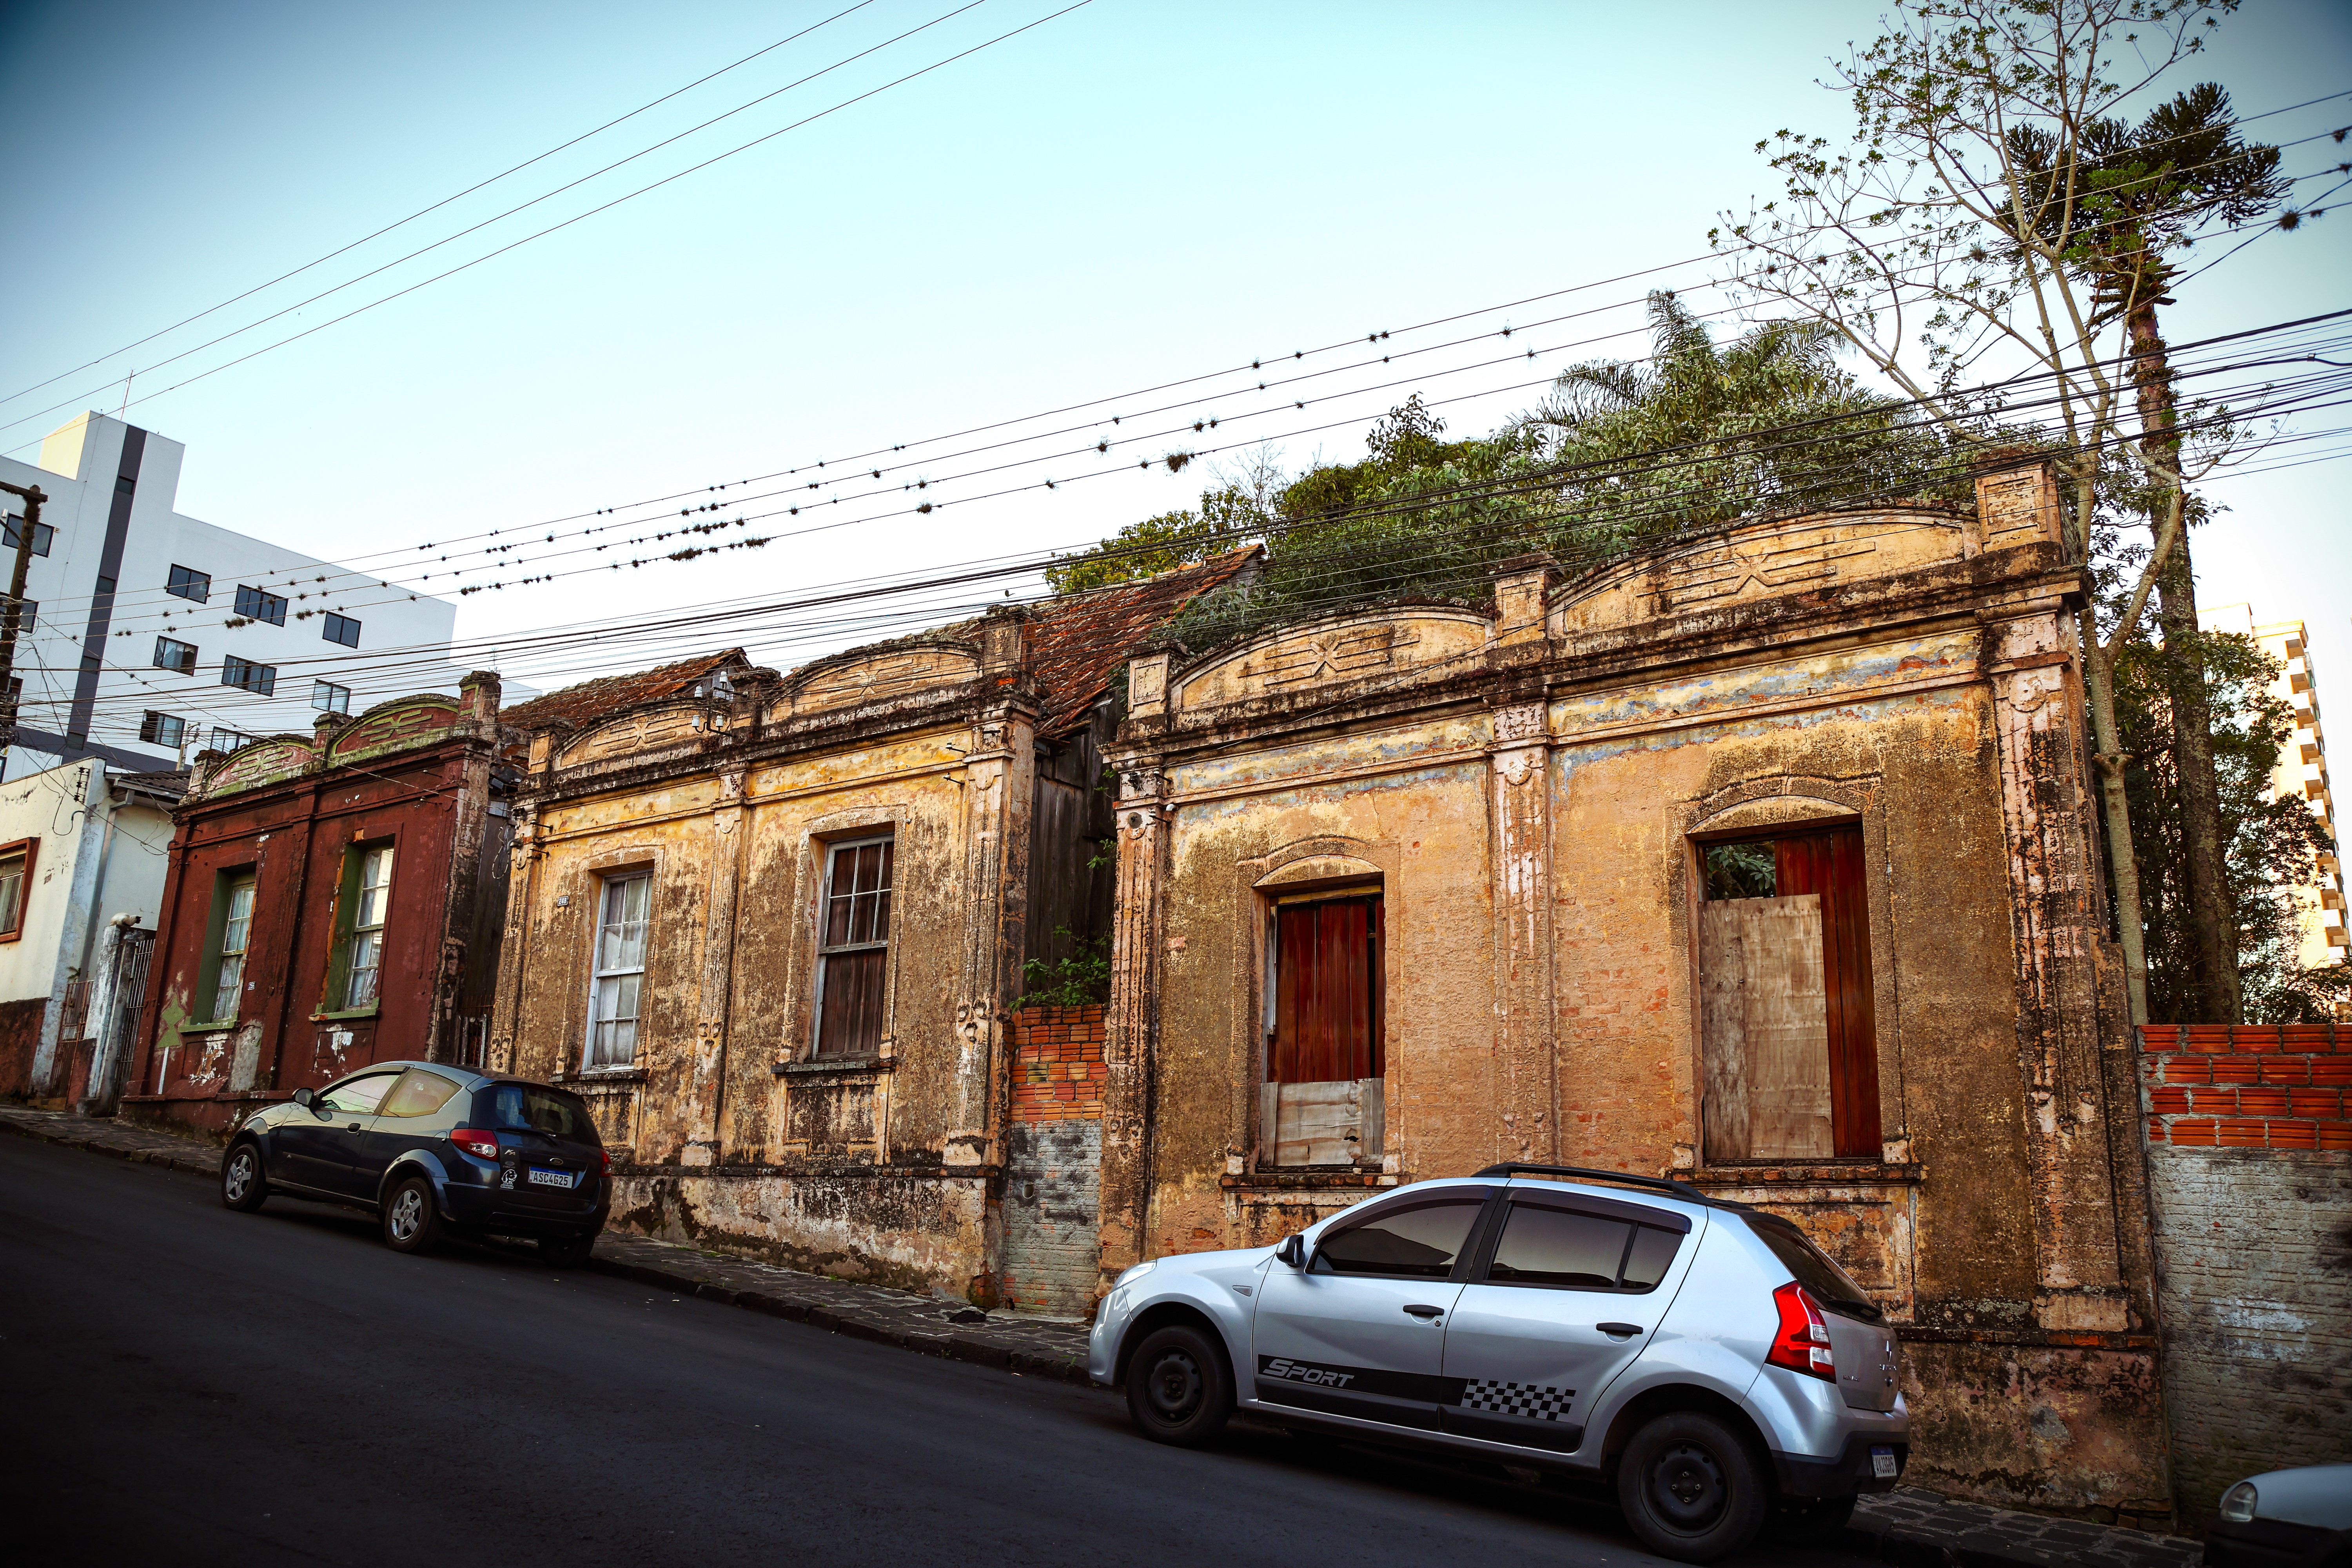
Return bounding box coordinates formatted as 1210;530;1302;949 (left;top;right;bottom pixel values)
1767;1281;1837;1381
451;1127;501;1160
597;1146;611;1177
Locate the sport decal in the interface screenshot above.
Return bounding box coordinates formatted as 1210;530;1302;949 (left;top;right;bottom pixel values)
1455;1379;1575;1421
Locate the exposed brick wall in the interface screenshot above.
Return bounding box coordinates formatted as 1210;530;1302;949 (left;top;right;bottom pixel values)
1002;1005;1107;1318
1009;1005;1107;1123
2138;1025;2352;1524
0;998;48;1101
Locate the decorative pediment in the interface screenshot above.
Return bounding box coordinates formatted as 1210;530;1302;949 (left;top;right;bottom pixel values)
200;739;314;798
556;700;728;768
1174;610;1489;712
1553;510;1967;635
325;697;460;766
770;641;981;723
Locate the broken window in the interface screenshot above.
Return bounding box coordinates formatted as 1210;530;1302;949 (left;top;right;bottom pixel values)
814;835;893;1058
586;873;650;1067
0;838;32;941
335;844;394;1009
208;872;257;1023
1261;892;1385;1167
1697;825;1880;1162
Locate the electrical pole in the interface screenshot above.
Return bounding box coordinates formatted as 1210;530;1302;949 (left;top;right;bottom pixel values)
0;480;46;772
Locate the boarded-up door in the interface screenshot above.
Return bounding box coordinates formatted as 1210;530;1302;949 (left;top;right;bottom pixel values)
1264;895;1385;1167
1700;894;1835;1161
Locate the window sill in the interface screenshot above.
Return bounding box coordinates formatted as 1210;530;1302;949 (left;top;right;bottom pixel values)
1222;1169;1396;1191
180;1018;240;1034
557;1067;646;1085
774;1055;896;1078
1686;1161;1924;1186
309;1003;380;1022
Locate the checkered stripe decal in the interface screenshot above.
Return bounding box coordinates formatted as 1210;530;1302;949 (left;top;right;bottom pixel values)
1455;1379;1575;1421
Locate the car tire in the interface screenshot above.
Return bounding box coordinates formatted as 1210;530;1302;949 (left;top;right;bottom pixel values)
1615;1410;1768;1564
220;1141;267;1212
1123;1324;1232;1448
381;1175;443;1255
540;1233;598;1268
1767;1490;1857;1546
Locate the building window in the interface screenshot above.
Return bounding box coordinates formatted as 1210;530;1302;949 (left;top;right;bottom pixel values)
154;636;198;675
1697;824;1881;1162
312;680;350;714
586;872;650;1067
0;838;34;942
814;835;893;1057
321;612;360;648
233;585;287;625
208;872;257;1021
139;712;185;748
212;728;257;752
167;564;211;603
2;516;54;557
1262;891;1384;1166
7;598;35;630
337;844;394;1009
222;656;276;695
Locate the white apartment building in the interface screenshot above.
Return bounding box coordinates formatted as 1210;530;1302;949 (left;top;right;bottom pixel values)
2201;603;2345;967
0;412;463;779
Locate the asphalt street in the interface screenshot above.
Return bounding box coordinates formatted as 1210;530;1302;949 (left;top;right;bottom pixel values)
0;1134;1875;1568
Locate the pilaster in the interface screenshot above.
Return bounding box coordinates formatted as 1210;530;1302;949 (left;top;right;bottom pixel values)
1095;759;1168;1293
1489;700;1557;1161
682;768;748;1166
949;704;1035;1167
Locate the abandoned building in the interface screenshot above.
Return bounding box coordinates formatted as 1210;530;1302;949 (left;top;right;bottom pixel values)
1091;458;2173;1521
123;674;513;1137
486;552;1257;1311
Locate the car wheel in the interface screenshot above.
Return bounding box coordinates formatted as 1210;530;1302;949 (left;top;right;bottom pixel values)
220;1142;267;1212
1123;1324;1232;1447
1768;1491;1857;1546
540;1234;598;1268
1615;1410;1767;1564
381;1175;443;1255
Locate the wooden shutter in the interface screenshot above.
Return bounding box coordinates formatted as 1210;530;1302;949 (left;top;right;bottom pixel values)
1271;895;1383;1084
1700;894;1835;1161
1774;828;1882;1156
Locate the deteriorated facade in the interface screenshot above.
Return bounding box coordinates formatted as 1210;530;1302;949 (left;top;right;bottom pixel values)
125;674;513;1137
490;555;1254;1306
1099;461;2171;1519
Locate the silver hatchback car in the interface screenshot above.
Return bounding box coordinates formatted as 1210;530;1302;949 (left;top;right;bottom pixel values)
1090;1164;1907;1564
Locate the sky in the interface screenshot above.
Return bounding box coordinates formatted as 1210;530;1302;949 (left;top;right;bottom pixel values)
2;0;2347;700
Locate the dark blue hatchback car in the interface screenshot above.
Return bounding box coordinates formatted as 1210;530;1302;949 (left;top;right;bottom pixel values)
219;1061;610;1263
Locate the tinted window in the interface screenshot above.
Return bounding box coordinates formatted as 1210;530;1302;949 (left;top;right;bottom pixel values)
319;1073;399;1114
1623;1226;1682;1289
1748;1215;1880;1320
490;1084;599;1143
1315;1198;1484;1278
1490;1207;1632;1288
379;1068;462;1119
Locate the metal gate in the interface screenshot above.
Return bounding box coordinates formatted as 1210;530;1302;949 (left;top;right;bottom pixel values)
81;926;154;1116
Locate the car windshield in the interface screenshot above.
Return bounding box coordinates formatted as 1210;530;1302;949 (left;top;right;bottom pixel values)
490;1084;599;1143
1747;1214;1880;1321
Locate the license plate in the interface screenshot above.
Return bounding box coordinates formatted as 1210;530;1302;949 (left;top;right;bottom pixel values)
1871;1446;1898;1479
527;1167;576;1189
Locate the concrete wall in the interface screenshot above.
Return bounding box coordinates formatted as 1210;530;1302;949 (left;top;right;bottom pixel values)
2141;1024;2352;1524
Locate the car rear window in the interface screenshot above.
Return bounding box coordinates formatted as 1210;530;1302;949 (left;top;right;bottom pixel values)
489;1084;600;1143
1747;1214;1880;1321
380;1068;462;1119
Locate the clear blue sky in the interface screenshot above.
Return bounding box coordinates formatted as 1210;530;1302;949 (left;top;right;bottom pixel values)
2;0;2346;695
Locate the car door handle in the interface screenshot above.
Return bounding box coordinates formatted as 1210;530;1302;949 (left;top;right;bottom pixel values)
1597;1322;1644;1337
346;1122;361;1131
1402;1304;1445;1319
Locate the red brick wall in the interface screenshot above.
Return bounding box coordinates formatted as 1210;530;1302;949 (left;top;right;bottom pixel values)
2140;1023;2350;1151
1010;1005;1107;1123
0;997;47;1100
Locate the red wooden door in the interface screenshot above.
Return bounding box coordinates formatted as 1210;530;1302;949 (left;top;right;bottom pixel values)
1271;896;1384;1084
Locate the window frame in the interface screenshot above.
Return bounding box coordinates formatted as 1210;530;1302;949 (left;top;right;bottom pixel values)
138;711;186;748
166;564;211;603
221;655;277;695
233;584;287;625
311;679;351;715
811;832;895;1059
1306;1188;1498;1282
211;728;257;753
321;612;361;648
322;841;395;1014
2;516;54;557
583;870;652;1070
196;868;259;1025
1464;1191;1692;1296
154;636;198;675
0;837;38;943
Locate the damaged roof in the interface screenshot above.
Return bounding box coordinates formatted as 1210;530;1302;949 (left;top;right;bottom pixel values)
501;648;748;733
1019;546;1260;736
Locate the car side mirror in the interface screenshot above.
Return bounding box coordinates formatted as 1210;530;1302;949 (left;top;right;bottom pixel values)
291;1087;316;1111
1274;1235;1305;1269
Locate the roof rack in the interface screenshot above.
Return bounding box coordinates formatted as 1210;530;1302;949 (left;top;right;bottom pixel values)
1470;1162;1752;1211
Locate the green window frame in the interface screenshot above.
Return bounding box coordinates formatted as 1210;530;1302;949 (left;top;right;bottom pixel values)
321;841;395;1014
193;869;258;1026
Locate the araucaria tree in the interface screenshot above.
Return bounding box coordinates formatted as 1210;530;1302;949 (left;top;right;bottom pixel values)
1710;0;2287;1021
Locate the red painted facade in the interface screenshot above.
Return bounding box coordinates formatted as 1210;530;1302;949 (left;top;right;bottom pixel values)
123;674;513;1138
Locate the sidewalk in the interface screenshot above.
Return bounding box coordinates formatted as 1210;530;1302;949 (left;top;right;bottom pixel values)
1;1104;2203;1568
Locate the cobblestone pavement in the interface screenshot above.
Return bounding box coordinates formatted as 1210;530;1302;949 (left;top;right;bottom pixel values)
2;1105;2205;1566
